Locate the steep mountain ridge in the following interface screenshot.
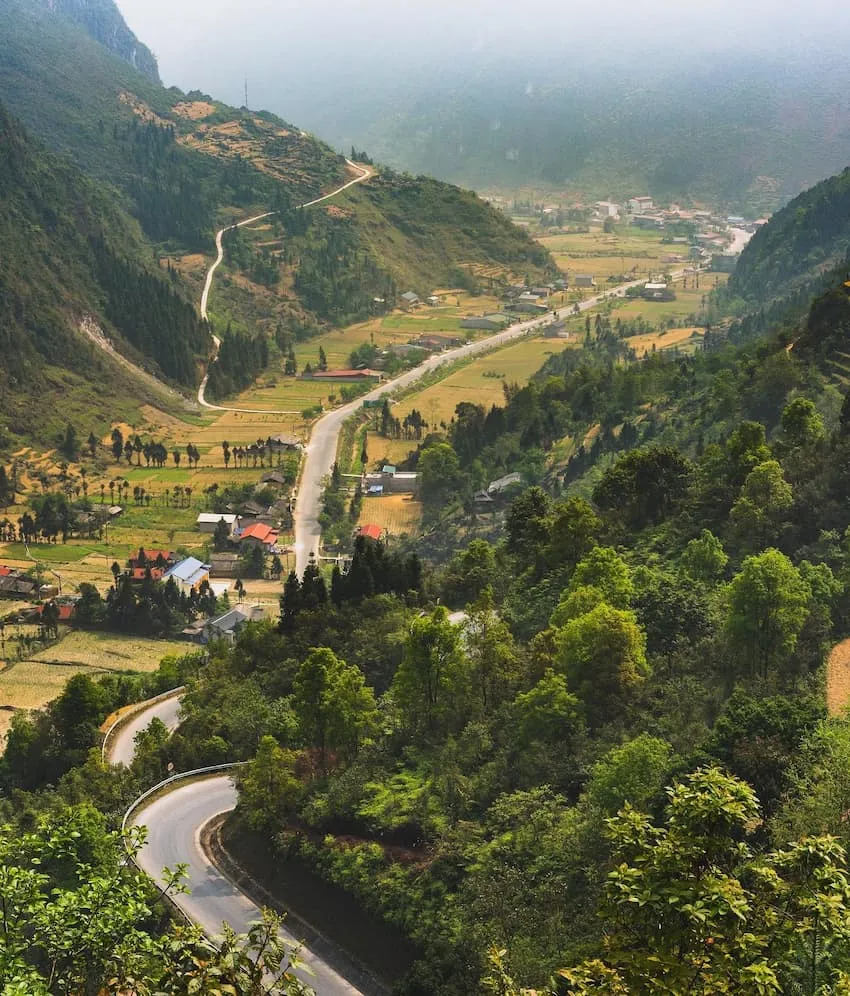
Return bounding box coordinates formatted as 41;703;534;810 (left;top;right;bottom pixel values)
288;55;850;216
0;0;555;450
36;0;160;82
729;167;850;306
0;0;550;292
0;100;207;447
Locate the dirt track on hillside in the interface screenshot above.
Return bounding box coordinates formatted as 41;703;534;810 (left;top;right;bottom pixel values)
826;637;850;716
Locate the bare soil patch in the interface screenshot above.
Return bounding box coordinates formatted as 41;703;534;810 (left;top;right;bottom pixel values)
827;637;850;716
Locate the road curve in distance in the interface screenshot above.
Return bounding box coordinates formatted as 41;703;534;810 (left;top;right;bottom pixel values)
134;775;365;996
292;269;688;575
107;692;183;768
197;161;372;414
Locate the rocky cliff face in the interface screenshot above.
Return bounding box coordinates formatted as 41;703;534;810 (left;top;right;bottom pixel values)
38;0;160;82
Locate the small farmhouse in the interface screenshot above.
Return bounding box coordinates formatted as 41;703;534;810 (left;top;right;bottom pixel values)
400;291;421;311
363;466;420;496
209;552;241;578
196;604;265;645
268;433;303;452
460;314;511;331
129;548;172;569
410;334;464;351
237;521;280;551
574;274;596;288
505;301;548;314
642;282;675;301
300;368;382;383
163;557;211;594
196;512;239;535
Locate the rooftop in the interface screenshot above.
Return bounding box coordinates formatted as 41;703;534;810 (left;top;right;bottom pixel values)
239;522;278;543
163;557;210;586
358;524;382;541
313;368;381;378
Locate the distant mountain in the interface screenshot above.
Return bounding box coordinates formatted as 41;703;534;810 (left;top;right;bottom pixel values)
285;55;850;216
36;0;160;82
0;100;208;447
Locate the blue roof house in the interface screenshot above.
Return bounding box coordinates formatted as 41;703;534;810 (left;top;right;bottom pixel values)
163;556;211;593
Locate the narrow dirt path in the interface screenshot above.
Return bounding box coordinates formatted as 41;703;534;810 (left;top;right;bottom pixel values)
827;636;850;716
80;316;197;411
197;160;372;416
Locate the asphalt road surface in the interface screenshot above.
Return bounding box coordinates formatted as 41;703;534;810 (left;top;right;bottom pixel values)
106;693;183;767
134;776;366;995
293;272;673;575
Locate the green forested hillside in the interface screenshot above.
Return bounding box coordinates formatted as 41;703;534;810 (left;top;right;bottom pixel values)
0;101;207;444
729;166;850;305
0;0;553;404
0;0;348;249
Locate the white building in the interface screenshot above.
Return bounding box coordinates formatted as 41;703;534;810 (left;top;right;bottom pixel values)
196;513;239;535
628;196;655;215
596;201;620;218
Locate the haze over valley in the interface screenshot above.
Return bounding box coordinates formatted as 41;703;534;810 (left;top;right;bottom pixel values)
5;1;850;994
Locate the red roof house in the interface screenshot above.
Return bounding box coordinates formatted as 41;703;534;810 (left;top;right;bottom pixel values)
130;567;164;582
34;603;76;623
129;549;173;569
238;522;280;549
357;524;383;541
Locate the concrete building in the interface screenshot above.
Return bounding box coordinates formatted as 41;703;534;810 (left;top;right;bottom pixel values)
196;513;239;535
628;196;655;214
596;201;621;218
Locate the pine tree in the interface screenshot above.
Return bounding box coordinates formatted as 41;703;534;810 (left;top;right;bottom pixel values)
59;423;79;460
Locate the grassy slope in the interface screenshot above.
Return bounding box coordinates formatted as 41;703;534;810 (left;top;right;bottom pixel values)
0;0;348;221
0;0;557;417
0;102;190;449
340;171;555;292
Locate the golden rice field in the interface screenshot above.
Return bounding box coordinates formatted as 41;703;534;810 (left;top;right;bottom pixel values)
538;227;677;281
393;336;576;425
627;326;705;357
0;631;197;749
359;495;423;537
0;660;95;725
31;631;190;673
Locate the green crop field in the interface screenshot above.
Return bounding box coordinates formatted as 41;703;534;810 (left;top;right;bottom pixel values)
394;336;576;424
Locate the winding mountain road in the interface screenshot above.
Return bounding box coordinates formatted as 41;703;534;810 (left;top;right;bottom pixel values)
197;161;372;415
292;272;681;575
105;691;183;767
111;692;370;995
133;777;365;995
